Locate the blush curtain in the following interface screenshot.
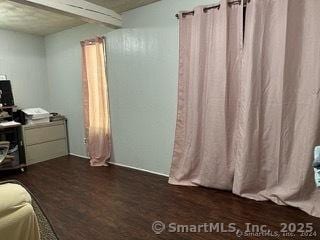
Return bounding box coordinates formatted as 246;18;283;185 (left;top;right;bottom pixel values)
170;0;320;218
81;37;111;167
169;0;243;189
233;0;320;218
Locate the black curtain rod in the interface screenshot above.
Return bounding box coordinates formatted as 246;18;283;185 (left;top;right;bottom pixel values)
175;0;250;19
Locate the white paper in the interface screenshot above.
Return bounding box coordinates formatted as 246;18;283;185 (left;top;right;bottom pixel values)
0;121;21;127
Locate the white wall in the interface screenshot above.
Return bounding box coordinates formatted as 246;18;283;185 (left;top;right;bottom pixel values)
44;0;218;175
106;0;218;175
0;29;48;108
0;0;219;175
45;24;111;156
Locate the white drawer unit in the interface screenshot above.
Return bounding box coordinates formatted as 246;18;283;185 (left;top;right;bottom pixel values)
22;120;68;165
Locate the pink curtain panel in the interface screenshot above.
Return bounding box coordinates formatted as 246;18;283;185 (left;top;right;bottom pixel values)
170;0;320;218
81;37;112;167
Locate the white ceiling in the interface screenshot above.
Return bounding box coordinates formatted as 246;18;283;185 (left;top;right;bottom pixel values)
86;0;159;13
0;0;159;36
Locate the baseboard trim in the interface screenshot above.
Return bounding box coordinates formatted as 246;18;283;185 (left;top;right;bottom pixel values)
69;153;169;178
69;153;90;159
109;162;169;178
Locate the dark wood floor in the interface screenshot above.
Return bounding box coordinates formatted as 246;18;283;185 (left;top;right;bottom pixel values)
1;155;319;240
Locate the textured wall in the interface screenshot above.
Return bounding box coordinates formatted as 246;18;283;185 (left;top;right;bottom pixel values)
0;28;48;109
44;0;218;175
106;0;218;175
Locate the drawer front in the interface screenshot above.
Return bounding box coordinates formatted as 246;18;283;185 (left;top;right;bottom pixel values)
24;124;66;146
26;139;67;165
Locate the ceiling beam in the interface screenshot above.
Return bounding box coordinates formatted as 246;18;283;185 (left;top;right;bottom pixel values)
10;0;122;28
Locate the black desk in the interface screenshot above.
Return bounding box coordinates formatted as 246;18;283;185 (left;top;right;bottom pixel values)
0;106;26;173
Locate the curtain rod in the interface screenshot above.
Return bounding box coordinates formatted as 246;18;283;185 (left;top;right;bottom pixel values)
81;36;106;46
175;0;251;19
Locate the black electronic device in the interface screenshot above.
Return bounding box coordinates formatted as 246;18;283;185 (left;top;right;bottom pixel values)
13;109;26;125
0;80;14;106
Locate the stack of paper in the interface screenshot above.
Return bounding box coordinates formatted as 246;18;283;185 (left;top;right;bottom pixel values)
22;108;50;125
